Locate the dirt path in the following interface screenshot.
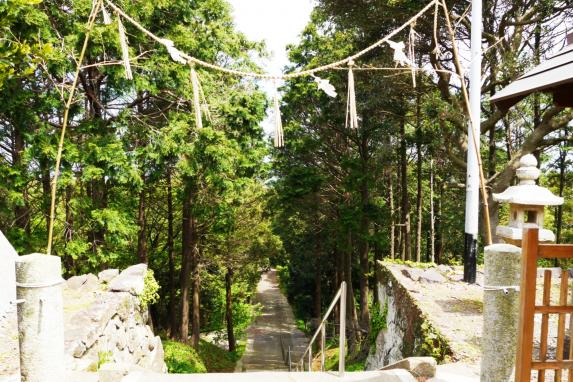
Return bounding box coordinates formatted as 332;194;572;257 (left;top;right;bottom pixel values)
237;270;308;372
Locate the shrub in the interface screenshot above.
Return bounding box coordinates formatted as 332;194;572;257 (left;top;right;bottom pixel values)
140;269;160;309
163;340;207;373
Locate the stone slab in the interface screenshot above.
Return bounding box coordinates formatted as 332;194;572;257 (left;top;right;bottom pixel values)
381;357;436;378
118;370;416;382
419;269;446;283
99;269;120;283
108;266;146;296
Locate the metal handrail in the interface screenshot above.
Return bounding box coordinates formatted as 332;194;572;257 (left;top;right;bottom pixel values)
280;334;293;371
296;281;346;377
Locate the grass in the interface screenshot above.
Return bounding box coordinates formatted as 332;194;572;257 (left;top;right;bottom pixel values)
163;339;245;373
448;297;483;314
321;348;365;372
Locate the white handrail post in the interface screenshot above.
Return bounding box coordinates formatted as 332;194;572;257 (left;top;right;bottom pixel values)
309;346;312;372
339;281;346;378
321;324;326;371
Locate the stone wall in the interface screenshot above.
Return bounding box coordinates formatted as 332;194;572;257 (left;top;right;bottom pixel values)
63;264;166;373
366;261;453;370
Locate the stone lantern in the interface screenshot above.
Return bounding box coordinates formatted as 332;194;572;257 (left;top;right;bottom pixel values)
493;154;564;246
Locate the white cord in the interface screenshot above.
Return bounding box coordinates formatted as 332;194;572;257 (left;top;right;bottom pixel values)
16;278;65;289
483;285;520;295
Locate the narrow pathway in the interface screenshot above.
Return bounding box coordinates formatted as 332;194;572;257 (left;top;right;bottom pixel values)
237;270;308;372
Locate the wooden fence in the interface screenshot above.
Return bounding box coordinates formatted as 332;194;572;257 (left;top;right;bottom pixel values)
516;227;573;382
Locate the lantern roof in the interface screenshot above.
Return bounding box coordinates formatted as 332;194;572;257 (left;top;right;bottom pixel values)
493;154;564;206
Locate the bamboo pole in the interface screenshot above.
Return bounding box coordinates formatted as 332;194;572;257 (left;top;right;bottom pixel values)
46;0;103;255
440;0;493;247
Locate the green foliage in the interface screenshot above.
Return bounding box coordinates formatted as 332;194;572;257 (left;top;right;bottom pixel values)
97;351;113;370
163;339;245;373
0;0;276;347
276;264;290;295
140;270;160;309
200;272;261;338
369;301;388;346
382;259;436;269
322;347;365;372
296;319;308;334
198;340;245;372
163;340;207;373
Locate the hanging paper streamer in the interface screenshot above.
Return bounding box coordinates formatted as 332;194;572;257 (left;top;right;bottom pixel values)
161;39;188;64
273;84;284;148
432;1;440;55
387;40;412;67
197;75;212;124
409;25;418;88
117;16;133;80
102;6;112;25
190;66;203;130
311;75;337;98
346;61;358;130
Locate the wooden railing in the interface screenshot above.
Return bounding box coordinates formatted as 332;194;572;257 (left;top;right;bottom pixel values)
516;227;573;382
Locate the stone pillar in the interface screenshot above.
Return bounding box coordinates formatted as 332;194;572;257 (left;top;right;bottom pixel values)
0;230;18;316
16;254;65;382
481;244;521;382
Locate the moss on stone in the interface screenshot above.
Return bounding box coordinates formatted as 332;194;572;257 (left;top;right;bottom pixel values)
416;320;453;363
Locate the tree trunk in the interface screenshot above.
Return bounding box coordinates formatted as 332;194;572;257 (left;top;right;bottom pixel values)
334;243;342;335
344;229;359;355
225;267;236;352
167;171;177;337
415;139;423;263
136;186;148;264
313;237;322;322
400;118;411;261
12;126;30;235
435;181;444;265
358;161;370;333
89;178;107;262
39;157;52;234
372;224;381;304
178;182;194;343
191;241;201;348
415;85;423;263
429;159;435;263
63;185;75;272
555;137;567;243
389;173;395;259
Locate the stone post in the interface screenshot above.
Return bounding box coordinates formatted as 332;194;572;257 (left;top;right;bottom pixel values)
481;244;521;382
0;230;18;316
16;254;65;382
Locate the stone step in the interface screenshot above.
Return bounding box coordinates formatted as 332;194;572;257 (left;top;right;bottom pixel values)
116;370;416;382
427;364;480;382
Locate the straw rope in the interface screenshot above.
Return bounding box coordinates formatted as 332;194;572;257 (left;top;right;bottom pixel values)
103;0;438;80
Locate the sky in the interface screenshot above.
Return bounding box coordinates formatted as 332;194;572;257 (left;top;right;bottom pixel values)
226;0;315;76
226;0;315;134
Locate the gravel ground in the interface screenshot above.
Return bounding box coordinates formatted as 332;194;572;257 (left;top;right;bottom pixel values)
0;309;19;381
